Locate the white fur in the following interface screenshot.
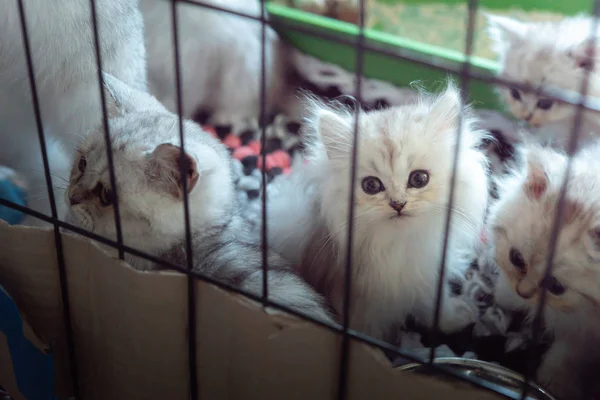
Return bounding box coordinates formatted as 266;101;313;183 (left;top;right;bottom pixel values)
141;0;288;128
66;73;334;325
0;0;147;224
486;14;600;154
489;142;600;399
268;83;490;341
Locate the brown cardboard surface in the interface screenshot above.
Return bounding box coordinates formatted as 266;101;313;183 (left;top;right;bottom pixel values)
0;220;505;400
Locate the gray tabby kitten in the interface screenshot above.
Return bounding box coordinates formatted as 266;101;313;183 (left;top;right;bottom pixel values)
65;73;334;325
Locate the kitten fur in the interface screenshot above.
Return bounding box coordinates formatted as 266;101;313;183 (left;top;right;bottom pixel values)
489;142;600;399
0;0;147;225
141;0;290;129
66;73;333;325
486;14;600;154
267;83;490;342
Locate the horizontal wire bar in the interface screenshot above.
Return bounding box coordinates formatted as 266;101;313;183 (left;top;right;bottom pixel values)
168;0;600;113
0;197;518;399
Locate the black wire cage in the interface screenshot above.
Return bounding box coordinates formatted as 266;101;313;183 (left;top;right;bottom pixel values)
1;0;600;399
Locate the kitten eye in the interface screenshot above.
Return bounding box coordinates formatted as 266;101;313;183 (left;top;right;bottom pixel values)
361;176;384;195
536;99;554;110
407;170;429;188
94;183;113;206
509;248;526;271
544;276;566;296
78;156;87;173
510;88;522;101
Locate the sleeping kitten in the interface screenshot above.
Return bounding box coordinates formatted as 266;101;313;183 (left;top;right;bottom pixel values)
486;14;600;154
141;0;290;130
488;142;600;400
66;73;333;325
267;83;490;342
0;0;146;225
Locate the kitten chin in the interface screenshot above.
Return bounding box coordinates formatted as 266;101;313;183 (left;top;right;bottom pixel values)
488;142;600;400
268;83;490;343
486;13;600;154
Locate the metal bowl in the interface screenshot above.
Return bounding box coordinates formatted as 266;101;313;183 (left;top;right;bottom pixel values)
396;357;556;400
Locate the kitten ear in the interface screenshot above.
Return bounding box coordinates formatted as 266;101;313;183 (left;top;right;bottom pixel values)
102;72;168;118
584;226;600;261
311;105;353;159
485;14;526;53
523;149;549;201
430;82;462;131
569;37;600;71
147;143;199;199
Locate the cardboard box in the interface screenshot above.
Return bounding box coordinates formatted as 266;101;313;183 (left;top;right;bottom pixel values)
0;220;504;399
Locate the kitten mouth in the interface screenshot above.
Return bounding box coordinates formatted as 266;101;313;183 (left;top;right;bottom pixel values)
390;212;409;220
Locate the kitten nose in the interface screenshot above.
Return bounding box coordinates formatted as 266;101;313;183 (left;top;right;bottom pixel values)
389;199;406;213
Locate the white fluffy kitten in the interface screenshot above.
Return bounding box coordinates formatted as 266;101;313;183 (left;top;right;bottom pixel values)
489;142;600;399
486;14;600;153
268;83;490;342
0;0;146;224
66;73;334;324
141;0;288;128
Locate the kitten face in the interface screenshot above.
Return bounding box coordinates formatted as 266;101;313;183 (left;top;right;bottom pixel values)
487;14;600;128
489;144;600;317
307;82;489;250
66;74;234;252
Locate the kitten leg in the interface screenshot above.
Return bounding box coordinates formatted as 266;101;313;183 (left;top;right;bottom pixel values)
242;269;336;326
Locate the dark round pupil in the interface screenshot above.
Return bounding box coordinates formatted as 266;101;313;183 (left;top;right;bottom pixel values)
78;157;86;172
361;176;383;194
546;277;566;295
509;248;526;270
408;170;429;188
510;89;521;101
537;99;554;110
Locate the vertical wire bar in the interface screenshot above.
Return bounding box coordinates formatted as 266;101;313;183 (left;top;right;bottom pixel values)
259;0;269;304
89;0;125;260
15;0;80;396
337;1;366;399
520;3;600;399
170;1;198;398
428;0;478;363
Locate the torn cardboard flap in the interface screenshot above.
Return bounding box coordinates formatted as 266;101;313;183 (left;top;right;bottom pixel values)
0;220;505;399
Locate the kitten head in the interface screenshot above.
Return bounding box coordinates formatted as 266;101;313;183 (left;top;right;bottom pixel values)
489;142;600;326
486;14;600;127
66;74;234;254
306;81;489;256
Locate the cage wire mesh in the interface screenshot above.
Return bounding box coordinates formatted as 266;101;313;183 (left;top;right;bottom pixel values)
3;0;600;398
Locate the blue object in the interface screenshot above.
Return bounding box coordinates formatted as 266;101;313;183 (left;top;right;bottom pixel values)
0;179;26;225
0;285;56;399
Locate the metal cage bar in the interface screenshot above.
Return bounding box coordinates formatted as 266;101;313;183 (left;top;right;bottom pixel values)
5;0;600;399
14;0;81;397
520;2;600;399
429;0;478;362
337;0;367;398
169;0;199;398
89;0;126;260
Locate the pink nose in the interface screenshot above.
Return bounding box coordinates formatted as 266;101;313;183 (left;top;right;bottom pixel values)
389;199;406;213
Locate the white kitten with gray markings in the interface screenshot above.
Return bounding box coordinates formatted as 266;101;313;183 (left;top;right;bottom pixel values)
141;0;289;129
0;0;146;225
486;14;600;154
66;73;334;325
489;143;600;400
267;83;490;342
